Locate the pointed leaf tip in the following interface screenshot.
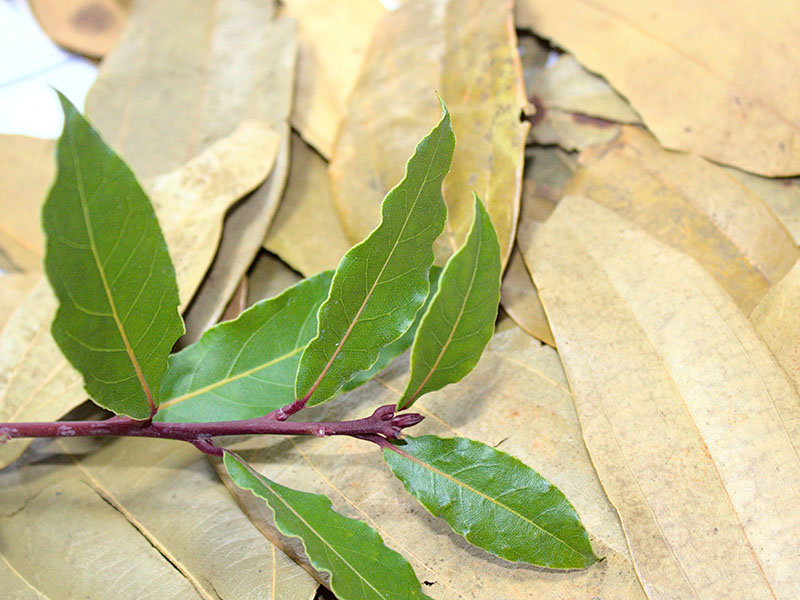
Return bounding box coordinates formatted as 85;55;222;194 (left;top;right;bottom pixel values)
43;96;184;418
384;435;599;569
295;107;455;406
398;194;501;409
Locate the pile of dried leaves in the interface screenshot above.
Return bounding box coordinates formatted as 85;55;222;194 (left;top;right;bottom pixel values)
2;1;799;598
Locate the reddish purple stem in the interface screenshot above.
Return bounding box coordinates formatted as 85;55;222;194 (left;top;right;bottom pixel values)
0;405;424;456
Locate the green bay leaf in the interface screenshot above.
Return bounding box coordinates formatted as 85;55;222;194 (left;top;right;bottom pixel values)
383;435;599;569
295;103;454;406
399;196;501;409
42;94;183;419
224;452;432;600
157;271;333;422
342;266;441;393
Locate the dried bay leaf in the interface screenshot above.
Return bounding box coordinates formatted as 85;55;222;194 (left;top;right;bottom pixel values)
723;168;800;246
0;135;54;272
525;195;800;599
0;126;280;469
146;121;281;309
247;252;303;307
330;0;528;267
529;109;621;152
500;247;554;347
217;327;645;599
516;0;800;176
282;0;386;157
263;134;351;276
529;54;640;125
0;273;39;332
751;260;800;391
86;0;297;344
0;437;319;599
565;126;799;313
500;147;571;348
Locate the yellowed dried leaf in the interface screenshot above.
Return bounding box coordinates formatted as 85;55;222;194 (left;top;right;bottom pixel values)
516;0;800;176
0;437;318;599
530;54;640;124
0;273;39;332
724;168;800;246
330;0;528;267
530;109;621;151
0;135;53;272
752;260;800;392
525;195;800;599
264;134;351;276
246;252;302;307
217;327;645;599
501;247;555;347
566;126;799;313
146;120;280;309
283;0;386;157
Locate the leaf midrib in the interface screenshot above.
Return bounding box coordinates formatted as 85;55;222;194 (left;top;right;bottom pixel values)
303;128;446;401
66;126;153;412
404;214;483;407
160;346;304;409
235;457;391;600
392;446;588;561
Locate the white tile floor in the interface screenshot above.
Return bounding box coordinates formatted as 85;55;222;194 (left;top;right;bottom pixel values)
0;0;97;138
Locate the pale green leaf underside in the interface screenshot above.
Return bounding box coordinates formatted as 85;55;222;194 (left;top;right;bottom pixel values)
295;103;455;406
342;266;441;393
42;93;183;419
157;271;333;422
383;435;599;569
224;452;432;600
399;196;501;409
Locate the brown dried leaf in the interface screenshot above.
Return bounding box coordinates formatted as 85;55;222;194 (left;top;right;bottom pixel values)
330;0;528;267
216;327;646;599
283;0;386;157
0;437;318;599
516;0;800;176
264;134;351;276
29;0;128;58
525;195;800;599
0;135;53;272
565;126;799;313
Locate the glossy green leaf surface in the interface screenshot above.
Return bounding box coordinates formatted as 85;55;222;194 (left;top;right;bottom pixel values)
157;271;333;422
224;452;432;600
342;266;441;392
42;94;183;419
295;103;454;406
383;435;599;569
398;197;501;409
